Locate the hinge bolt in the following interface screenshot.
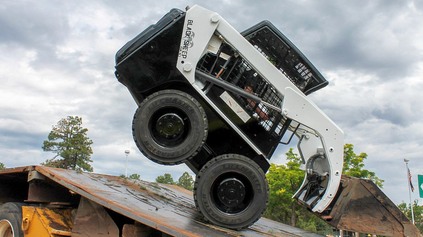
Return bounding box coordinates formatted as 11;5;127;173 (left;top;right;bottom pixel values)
183;63;192;72
211;14;220;23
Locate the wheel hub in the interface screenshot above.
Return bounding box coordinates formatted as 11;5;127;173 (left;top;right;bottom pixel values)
155;113;184;139
217;178;246;208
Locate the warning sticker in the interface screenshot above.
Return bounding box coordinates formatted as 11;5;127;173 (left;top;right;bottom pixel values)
220;91;250;123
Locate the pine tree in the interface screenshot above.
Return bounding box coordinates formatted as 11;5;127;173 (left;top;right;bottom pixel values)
42;116;93;172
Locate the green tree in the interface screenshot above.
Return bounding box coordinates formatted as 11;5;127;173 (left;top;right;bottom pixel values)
264;149;330;233
177;172;194;191
265;144;383;234
0;162;5;170
343;144;384;187
42;116;93;172
264;149;302;226
129;173;141;180
156;173;175;184
398;201;423;232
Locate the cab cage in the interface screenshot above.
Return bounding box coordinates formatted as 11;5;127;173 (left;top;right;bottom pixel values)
196;20;327;149
241;21;328;95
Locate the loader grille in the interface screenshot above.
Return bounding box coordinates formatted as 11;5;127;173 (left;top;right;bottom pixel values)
197;45;288;140
241;21;328;95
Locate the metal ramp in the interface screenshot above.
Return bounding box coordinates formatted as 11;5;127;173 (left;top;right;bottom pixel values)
0;166;321;237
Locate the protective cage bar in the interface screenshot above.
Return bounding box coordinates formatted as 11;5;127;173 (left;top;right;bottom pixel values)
241;21;328;95
197;45;288;139
196;20;325;141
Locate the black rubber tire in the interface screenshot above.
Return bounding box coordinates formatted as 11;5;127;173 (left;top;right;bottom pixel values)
0;203;24;237
133;89;208;165
194;154;269;230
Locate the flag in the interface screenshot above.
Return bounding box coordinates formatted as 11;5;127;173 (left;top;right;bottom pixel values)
408;167;414;192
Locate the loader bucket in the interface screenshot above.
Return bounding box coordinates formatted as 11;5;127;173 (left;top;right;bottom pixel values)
320;176;421;237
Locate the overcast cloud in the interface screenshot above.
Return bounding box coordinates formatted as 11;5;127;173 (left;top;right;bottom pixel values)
1;0;422;205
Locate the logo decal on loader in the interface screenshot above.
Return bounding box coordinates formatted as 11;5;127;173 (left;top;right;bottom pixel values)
179;19;195;59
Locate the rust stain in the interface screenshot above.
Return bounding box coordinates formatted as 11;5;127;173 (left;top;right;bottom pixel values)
0;166;33;175
37;208;73;232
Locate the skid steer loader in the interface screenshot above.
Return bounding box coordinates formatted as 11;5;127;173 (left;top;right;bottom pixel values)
115;5;421;236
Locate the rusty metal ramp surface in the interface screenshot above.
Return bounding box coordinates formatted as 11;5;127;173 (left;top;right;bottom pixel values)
30;166;321;237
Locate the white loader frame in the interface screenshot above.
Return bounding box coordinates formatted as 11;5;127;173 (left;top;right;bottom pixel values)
176;5;344;213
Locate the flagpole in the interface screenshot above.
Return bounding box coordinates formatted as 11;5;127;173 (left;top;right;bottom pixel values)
404;159;415;224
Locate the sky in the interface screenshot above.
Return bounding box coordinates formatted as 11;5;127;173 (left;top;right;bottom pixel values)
1;0;422;206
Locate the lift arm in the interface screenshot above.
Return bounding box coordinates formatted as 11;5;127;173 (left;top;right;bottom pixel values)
283;87;344;212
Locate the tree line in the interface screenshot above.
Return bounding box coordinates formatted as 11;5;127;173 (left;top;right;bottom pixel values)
120;171;194;191
155;172;194;191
